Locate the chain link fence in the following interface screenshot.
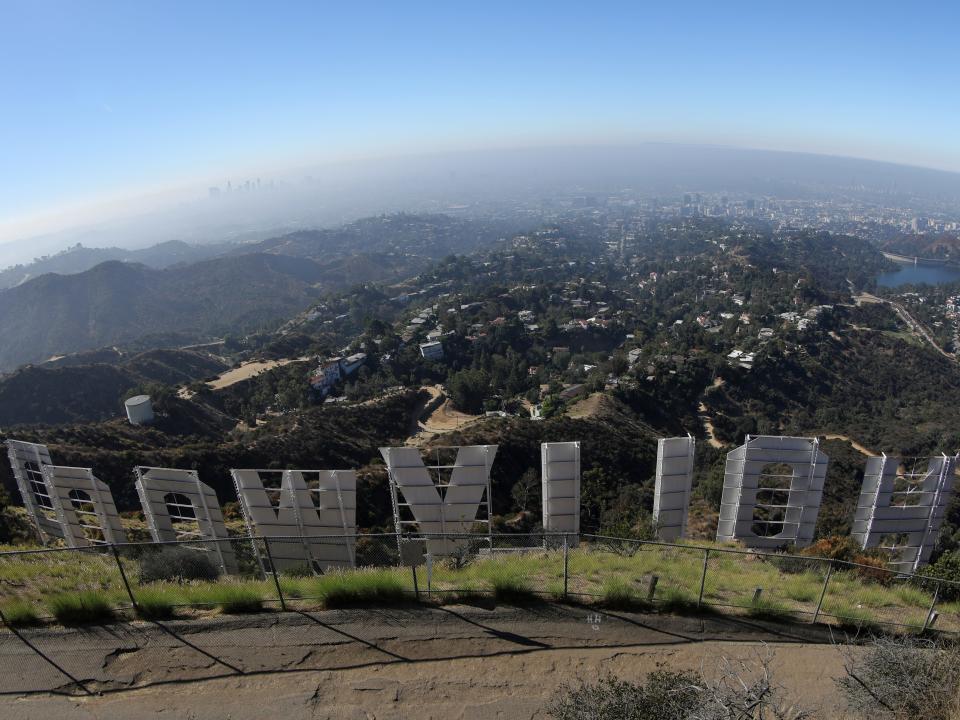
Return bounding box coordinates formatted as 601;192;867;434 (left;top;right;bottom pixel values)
1;532;958;694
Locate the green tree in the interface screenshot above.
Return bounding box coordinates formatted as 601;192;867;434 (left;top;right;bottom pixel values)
446;369;490;414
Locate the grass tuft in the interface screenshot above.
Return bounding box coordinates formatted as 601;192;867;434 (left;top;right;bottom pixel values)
657;587;698;614
187;583;265;614
546;580;566;602
489;571;538;604
601;578;645;610
317;569;407;608
47;591;114;625
134;587;178;620
1;599;42;626
824;601;879;632
748;595;792;621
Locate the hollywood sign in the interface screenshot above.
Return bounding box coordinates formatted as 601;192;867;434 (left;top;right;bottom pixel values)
6;435;958;572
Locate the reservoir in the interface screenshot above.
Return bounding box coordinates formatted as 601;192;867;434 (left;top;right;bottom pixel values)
876;262;960;288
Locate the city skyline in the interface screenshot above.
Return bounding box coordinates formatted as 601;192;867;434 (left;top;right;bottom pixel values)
3;1;960;244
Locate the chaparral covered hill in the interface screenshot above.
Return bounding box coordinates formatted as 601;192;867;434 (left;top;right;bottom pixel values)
0;214;525;372
3;214;960;557
0;349;229;426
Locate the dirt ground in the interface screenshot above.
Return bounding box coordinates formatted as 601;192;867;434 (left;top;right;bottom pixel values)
0;605;864;719
566;392;605;419
206;359;301;390
822;434;878;457
407;385;488;445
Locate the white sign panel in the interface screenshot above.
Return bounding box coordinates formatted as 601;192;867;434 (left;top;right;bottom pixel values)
716;435;828;549
380;445;496;555
852;454;957;572
41;465;126;547
653;436;695;541
231;468;356;571
541;442;580;545
135;466;238;574
6;440;63;543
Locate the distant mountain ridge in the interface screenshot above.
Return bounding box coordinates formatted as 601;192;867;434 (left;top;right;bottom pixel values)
0;240;233;289
0;254;327;370
0;214;518;371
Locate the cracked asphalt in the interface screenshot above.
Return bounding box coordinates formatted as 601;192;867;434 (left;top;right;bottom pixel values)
0;604;861;718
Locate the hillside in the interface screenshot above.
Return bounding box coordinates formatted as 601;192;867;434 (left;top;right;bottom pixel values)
0;349;229;426
0;365;141;427
700;312;960;455
0;254;328;370
882;233;960;262
241;213;520;259
0;214;524;372
0;240;232;289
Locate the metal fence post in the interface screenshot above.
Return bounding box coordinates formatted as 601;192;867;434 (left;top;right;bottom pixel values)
563;534;569;600
923;582;941;632
697;549;710;608
812;560;833;624
110;544;138;612
261;537;287;612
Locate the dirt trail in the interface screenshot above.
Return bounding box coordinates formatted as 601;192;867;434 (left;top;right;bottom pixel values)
406;385;486;446
822;434;878;457
207;358;306;390
698;376;726;449
0;607;860;719
857;292;957;363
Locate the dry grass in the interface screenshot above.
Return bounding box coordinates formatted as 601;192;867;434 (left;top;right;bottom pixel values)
0;539;951;631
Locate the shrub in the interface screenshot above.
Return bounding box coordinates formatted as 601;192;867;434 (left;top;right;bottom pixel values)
802;536;864;562
839;637;960;720
550;671;701;720
138;546;220;584
47;591;115;625
281;563;315;578
850;554;892;585
597;516;655;556
550;653;808;720
914;551;960;601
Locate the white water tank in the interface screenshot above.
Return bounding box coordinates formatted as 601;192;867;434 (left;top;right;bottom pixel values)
125;395;155;425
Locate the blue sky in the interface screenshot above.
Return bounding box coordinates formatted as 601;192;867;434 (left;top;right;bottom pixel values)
2;1;958;230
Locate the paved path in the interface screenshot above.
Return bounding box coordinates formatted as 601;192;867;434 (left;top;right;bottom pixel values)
857;291;957;362
0;605;860;718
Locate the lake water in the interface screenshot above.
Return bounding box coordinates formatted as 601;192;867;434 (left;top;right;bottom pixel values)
876;263;960;288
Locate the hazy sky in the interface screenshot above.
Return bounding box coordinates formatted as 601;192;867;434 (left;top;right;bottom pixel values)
2;1;959;235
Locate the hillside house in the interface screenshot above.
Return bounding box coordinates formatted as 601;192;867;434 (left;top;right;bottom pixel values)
419;341;444;361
